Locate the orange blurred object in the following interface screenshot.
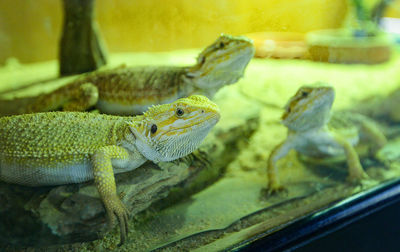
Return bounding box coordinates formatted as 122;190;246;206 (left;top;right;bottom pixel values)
306;29;392;64
246;32;309;59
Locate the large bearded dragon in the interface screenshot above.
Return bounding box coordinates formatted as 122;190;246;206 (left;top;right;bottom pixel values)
11;34;254;115
0;95;220;245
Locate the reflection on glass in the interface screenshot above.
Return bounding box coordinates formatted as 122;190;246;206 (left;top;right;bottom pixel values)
0;0;399;251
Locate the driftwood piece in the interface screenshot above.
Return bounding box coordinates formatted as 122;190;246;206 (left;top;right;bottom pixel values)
59;0;107;76
0;150;205;247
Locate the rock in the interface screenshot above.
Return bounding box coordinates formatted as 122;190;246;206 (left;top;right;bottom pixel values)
0;161;193;247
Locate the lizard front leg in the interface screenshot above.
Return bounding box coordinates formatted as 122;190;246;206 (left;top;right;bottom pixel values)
333;133;369;183
266;140;292;194
92;145;130;246
62;83;99;111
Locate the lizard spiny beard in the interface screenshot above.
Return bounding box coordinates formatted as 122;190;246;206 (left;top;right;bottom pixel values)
152;125;212;161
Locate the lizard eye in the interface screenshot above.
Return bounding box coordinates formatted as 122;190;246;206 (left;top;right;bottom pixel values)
301;91;309;98
151;124;157;134
218;42;225;48
176;108;184;117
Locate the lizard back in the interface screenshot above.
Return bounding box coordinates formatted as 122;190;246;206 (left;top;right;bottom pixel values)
0;112;131;185
0;112;128;160
85;66;188;104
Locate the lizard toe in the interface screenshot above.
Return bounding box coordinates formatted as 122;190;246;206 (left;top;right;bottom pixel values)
262;184;288;197
115;203;129;246
347;171;369;184
116;213;127;247
116;206;130;247
104;195;130;246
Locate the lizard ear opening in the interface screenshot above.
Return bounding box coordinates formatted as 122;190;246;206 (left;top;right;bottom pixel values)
199;56;206;64
185;72;195;79
185;55;207;79
185;70;199;79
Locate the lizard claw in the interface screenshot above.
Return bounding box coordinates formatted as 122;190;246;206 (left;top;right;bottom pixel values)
347;172;378;189
104;195;130;246
262;183;288;197
346;171;369;184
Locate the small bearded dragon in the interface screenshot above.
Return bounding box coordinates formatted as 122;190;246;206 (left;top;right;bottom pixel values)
0;95;220;245
266;86;387;193
13;34;254;115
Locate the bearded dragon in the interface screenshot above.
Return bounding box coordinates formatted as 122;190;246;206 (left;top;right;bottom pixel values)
0;95;220;245
266;86;387;193
8;34;254;115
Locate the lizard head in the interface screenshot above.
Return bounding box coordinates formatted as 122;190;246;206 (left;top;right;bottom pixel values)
186;34;255;97
129;95;220;162
281;85;335;132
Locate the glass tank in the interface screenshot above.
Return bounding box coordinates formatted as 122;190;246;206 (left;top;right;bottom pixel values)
1;0;400;251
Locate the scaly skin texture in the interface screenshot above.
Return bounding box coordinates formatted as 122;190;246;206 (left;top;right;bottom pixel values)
0;95;220;245
266;86;387;193
18;34;254;115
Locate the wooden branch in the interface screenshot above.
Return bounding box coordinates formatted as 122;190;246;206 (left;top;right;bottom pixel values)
59;0;107;76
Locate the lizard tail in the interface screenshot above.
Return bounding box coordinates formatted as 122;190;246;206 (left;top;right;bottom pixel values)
22;86;73;114
0;96;39;116
0;83;77;116
11;81;97;115
0;80;99;116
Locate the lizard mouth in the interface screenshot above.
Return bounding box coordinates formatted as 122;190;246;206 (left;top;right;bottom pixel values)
165;114;220;133
203;43;253;64
216;44;253;59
